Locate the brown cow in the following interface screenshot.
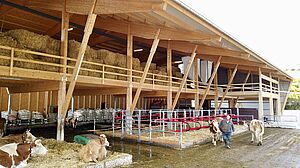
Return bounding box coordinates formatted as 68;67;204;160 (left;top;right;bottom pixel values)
0;143;33;168
79;134;109;163
209;117;223;146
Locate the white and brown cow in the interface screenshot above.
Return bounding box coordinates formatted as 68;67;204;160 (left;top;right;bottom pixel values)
209;117;223;146
0;143;33;168
22;130;48;156
79;134;110;163
244;119;264;146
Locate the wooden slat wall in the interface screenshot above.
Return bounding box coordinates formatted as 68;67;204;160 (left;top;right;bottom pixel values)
0;87;129;114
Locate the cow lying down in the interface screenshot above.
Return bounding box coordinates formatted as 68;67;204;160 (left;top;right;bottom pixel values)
0;130;48;168
79;134;109;163
244;119;264;146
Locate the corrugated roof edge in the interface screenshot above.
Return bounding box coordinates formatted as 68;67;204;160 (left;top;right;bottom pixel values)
173;0;293;80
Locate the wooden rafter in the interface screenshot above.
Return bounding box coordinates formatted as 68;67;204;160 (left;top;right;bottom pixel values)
171;45;198;110
199;56;222;109
217;64;238;109
61;0;98;117
95;17;218;41
8;82;59;93
46;14;72;37
27;0;167;15
130;29;160;112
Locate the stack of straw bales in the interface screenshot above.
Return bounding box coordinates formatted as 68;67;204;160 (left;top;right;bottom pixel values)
0;29;183;83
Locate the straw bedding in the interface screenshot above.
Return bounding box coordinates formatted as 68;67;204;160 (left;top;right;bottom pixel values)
0;29;182;82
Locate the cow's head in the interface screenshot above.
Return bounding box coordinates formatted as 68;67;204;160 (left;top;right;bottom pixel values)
22;129;37;143
99;134;109;147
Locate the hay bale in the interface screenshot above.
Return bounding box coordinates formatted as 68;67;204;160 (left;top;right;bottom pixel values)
105;67;117;80
116;69;127;81
157;66;167;73
98;49;116;65
132;58;140;70
141;62;156;70
4;29;60;55
115;53;126;68
68;40;97;61
0;33;18;66
155;71;168;85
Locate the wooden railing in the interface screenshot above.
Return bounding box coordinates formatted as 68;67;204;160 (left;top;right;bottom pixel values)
0;45;279;95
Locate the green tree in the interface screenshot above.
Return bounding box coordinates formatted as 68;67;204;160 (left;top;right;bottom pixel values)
285;79;300;110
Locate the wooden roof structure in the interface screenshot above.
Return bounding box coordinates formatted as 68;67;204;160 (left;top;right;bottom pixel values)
0;0;292;80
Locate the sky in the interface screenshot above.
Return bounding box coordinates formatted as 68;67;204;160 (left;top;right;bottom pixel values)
180;0;300;74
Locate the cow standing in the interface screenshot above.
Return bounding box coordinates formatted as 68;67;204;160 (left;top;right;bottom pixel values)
244;119;264;146
209;117;223;146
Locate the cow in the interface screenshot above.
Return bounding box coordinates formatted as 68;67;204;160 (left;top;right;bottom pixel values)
66;117;78;129
21;130;48;156
79;134;109;163
244;119;264;146
0;118;6;138
0;143;33;168
208;117;223;146
22;129;37;143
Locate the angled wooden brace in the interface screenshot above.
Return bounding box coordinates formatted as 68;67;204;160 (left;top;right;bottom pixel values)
171;45;198;110
217;64;238;109
199;56;222;109
61;0;98;117
130;29;161;112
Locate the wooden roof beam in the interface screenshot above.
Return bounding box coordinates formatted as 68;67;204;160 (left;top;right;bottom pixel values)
94;17;219;41
27;0;167;15
9;81;59;93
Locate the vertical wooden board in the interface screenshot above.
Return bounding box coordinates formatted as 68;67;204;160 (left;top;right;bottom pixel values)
91;96;95;109
79;96;83;108
52;90;58;106
20;93;29;110
85;96;89;108
11;94;19;111
30;92;38;111
39;92;45;113
74;96;78;109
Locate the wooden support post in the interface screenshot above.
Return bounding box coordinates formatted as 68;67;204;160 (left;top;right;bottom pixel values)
130;29;160;112
269;73;274;116
258;68;264;120
214;71;218;110
171;45;198;110
61;0;98;120
57;0;70;141
199;56;222;110
167;41;172;110
126;24;133;111
217;64;238;109
9;48;14;76
44;91;48;116
194;58;200;110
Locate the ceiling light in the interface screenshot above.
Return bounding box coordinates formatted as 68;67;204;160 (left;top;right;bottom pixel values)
68;27;74;31
173;61;183;64
134;48;143;52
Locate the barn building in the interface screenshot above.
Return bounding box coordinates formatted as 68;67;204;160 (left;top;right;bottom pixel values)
0;0;292;140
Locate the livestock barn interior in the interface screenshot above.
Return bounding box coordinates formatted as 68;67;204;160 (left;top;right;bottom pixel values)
0;0;292;148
